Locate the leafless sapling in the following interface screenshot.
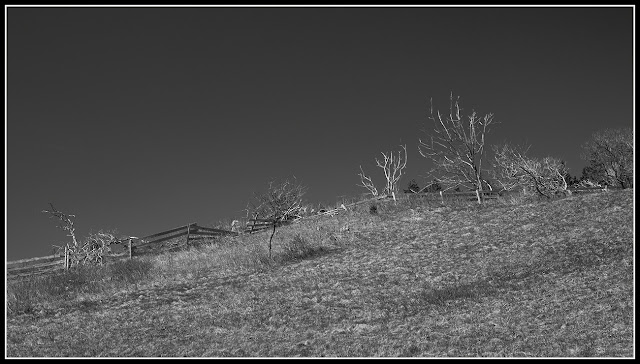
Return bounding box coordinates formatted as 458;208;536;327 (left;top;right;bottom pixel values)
249;178;306;259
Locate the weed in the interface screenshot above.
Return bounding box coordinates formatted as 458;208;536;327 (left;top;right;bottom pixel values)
369;203;378;215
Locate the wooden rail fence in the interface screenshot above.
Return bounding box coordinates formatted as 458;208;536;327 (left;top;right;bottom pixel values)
7;223;237;281
404;186;615;202
244;195;393;233
8;186;617;280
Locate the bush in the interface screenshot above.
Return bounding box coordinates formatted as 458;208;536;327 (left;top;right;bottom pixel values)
280;233;313;261
369;203;378;215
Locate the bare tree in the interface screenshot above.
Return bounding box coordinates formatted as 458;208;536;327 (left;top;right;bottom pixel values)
42;203;117;268
249;178;306;258
575;179;603;188
492;143;571;198
358;145;408;198
581;128;633;188
42;203;79;248
377;144;408;196
357;165;379;197
418;93;496;203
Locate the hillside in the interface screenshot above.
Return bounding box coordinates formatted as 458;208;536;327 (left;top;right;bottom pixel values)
6;190;634;357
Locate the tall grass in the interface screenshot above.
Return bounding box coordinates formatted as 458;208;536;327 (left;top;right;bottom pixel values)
7;188;573;318
7;259;154;315
7;219;345;316
149;221;337;280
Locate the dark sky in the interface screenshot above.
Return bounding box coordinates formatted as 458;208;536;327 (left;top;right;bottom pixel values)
6;6;633;260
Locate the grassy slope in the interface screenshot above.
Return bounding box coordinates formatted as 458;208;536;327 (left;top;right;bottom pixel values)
6;190;634;357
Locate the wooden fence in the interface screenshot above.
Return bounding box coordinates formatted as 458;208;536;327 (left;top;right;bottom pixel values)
8;186;616;280
404;186;614;202
244;195;393;233
245;218;282;234
7;223;237;281
244;215;308;234
406;189;502;202
6;254;67;280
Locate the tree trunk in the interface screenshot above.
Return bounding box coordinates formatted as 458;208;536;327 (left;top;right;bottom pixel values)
476;174;484;204
268;223;276;259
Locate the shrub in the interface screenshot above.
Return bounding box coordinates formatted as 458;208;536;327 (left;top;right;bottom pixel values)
492;143;572;198
280;233;313;261
369;203;378;215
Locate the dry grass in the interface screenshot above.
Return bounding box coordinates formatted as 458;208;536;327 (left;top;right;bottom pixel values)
6;189;634;357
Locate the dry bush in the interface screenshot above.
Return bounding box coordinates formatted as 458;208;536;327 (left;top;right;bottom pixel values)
581;127;633;188
492;143;571;198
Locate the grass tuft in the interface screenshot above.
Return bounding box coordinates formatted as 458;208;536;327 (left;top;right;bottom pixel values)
369;203;378;215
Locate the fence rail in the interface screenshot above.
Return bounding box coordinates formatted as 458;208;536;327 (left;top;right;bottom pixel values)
7;223;238;281
8;186;618;281
7;254;65;269
244;219;289;234
243;195;393;233
404;186;613;201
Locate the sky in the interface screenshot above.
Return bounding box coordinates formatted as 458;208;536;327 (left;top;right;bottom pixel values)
6;5;634;261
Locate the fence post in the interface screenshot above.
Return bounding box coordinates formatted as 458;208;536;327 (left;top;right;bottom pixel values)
250;213;258;234
64;245;68;270
185;224;191;245
128;238;133;260
440;190;444;204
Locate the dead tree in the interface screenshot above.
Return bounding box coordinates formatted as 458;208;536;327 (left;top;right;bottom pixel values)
358;165;379;197
42;203;79;248
376;144;408;196
42;203;116;268
358;145;408;198
418;93;495;203
492;143;571;198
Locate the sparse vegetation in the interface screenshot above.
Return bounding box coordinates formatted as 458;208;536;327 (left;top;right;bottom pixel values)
6;189;633;357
